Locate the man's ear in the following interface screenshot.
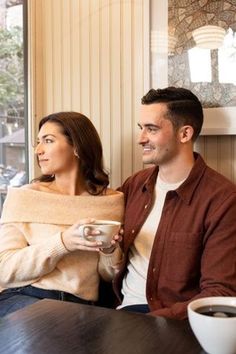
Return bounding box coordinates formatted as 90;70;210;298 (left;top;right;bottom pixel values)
179;125;194;143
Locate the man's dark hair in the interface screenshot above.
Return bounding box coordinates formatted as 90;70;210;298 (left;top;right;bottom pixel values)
141;87;203;141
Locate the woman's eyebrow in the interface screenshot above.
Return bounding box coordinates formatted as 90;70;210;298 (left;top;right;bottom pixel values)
37;134;56;140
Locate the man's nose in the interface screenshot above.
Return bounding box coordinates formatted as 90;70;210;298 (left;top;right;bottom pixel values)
138;128;148;144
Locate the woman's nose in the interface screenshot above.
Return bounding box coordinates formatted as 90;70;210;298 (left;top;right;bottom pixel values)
34;143;43;155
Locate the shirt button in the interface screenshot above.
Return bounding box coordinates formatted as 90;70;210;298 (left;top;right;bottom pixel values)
131;229;135;233
150;297;153;301
144;204;148;209
153;268;156;273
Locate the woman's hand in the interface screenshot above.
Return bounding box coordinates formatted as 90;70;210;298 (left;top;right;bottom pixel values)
99;227;123;254
61;218;103;252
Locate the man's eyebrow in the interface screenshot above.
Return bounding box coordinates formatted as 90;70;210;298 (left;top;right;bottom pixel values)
137;123;159;128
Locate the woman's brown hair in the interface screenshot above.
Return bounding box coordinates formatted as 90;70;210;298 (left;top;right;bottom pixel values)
33;111;109;195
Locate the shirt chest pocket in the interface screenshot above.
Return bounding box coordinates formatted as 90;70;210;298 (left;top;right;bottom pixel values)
162;231;203;282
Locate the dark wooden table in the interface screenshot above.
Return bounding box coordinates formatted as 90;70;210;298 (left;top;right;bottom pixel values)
0;299;205;354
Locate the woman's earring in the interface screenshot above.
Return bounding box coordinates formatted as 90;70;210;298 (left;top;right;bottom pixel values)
74;151;79;158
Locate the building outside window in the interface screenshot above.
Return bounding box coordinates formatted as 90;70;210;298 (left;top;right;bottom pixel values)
0;0;27;213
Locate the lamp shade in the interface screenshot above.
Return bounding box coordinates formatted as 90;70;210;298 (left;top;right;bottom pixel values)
192;25;226;49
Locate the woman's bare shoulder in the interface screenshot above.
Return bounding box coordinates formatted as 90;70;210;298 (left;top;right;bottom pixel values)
20;182;48;192
105;188;121;195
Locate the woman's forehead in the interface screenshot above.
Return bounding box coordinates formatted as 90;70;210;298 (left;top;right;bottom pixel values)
38;121;63;137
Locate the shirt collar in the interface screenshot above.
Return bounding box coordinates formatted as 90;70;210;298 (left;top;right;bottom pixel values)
142;153;207;205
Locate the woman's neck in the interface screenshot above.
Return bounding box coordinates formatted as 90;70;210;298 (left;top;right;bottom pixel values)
50;180;89;195
48;172;88;196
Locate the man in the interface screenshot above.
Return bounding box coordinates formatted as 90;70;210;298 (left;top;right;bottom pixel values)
114;87;236;320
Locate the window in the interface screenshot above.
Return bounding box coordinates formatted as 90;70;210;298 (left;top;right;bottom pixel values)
0;0;27;213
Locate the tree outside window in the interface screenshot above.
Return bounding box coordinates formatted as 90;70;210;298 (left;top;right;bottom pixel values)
0;0;26;213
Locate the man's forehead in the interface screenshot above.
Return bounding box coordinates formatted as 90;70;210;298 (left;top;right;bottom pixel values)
140;102;168;119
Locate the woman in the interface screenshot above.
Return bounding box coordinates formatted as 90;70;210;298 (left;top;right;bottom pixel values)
0;112;124;317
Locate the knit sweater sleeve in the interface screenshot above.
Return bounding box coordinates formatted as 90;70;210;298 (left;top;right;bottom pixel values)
0;187;124;290
98;246;124;281
0;222;68;288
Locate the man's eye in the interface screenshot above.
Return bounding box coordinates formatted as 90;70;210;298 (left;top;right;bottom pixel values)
147;127;158;133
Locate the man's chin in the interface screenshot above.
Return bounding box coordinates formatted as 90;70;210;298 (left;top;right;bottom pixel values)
142;157;155;165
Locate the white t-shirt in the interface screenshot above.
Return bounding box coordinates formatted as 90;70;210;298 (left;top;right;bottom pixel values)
118;175;184;308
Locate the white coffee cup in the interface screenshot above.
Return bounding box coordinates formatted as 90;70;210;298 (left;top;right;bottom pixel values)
188;297;236;354
78;220;121;248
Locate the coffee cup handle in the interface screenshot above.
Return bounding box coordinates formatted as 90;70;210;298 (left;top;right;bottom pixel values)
78;225;98;240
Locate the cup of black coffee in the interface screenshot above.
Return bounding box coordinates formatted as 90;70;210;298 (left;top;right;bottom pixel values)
188;297;236;354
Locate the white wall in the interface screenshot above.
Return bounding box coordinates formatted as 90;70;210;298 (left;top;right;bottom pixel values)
195;136;236;183
28;0;150;188
28;0;236;187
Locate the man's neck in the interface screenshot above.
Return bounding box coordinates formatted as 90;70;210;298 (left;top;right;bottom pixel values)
158;152;195;184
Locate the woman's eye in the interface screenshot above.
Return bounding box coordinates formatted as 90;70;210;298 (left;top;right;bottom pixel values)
45;138;53;143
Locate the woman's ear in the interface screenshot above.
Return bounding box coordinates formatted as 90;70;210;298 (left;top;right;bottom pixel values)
179;125;194;143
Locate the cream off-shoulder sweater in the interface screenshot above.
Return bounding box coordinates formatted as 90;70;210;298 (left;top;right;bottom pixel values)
0;187;124;301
